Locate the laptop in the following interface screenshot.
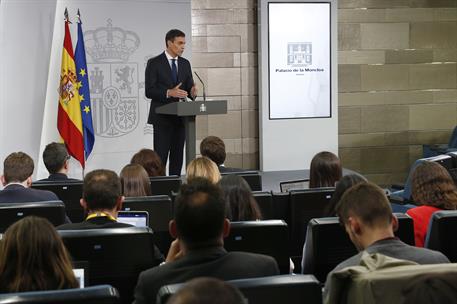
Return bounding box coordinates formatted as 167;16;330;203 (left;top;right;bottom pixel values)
280;179;309;192
117;211;149;227
72;261;89;288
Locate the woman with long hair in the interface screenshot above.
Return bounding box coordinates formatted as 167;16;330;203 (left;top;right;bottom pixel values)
309;151;342;188
0;216;78;292
407;161;457;247
130;149;165;177
120;163;152;197
219;174;262;221
186;157;221;184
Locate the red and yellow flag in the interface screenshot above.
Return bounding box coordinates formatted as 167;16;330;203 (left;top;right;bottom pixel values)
57;12;85;168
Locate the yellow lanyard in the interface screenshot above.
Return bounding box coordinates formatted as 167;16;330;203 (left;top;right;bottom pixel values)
85;212;117;222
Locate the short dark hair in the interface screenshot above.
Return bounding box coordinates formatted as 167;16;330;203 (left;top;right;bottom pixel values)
3;152;34;183
324;174;367;217
336;182;392;228
83;169;122;211
165;29;185;47
200;136;226;166
309;151;342;188
43;142;69;174
168;277;245;304
174;178;226;247
130;149;165;177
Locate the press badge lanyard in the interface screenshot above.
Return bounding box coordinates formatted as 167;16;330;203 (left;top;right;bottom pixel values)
86;212;117;222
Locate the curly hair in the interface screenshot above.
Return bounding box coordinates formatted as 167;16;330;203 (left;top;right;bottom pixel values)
411;161;457;210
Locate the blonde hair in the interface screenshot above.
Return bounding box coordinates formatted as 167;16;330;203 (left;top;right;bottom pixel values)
186;157;221;184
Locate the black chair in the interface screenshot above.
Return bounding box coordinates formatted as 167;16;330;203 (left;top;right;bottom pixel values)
122;195;173;253
221;171;262;191
59;227;161;304
157;275;322;304
425;210;457;262
31;181;84;223
271;192;291;222
252;191;274;219
0;285;120;304
0;201;66;232
149;176;182;196
289;188;335;260
302;213;415;283
224;220;289;274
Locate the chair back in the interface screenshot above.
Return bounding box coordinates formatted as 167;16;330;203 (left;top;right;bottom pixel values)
149;176;182;196
252;191;274;219
425;210;457;262
221;171;262;191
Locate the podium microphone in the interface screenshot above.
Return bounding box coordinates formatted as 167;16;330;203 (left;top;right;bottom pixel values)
194;72;206;102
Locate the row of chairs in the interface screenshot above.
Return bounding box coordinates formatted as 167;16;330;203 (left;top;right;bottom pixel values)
0;274;323;304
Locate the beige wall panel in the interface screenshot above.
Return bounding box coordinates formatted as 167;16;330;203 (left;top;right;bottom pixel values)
208;111;242;139
361;23;409;50
338;24;361;50
408;130;452;144
209;95;241;111
361;64;409;91
192;9;253;25
339;50;385;64
409;63;457;90
242;95;258;110
433;89;457;103
339;0;409;9
193;53;234;68
385;50;433;64
241;67;257;95
192;24;207;36
242;137;259;154
410;22;457;49
434;8;457;21
207;37;241;53
224;138;243;154
339;133;386;148
241;110;258;138
385;8;434;22
225;153;243;168
339;64;361;92
196;115;208;140
340;90;433;107
207;68;241;95
242;153;259;169
192;0;253;10
192;37;208;52
339;147;361;172
410;0;457;8
361;146;410;174
409;103;457;130
361;105;409;133
339;107;361;134
338;8;385;23
433;49;457;62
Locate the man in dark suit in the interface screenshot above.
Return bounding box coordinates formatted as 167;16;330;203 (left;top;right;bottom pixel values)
133;178;279;304
200;136;244;173
145;29;197;176
0;152;59;203
37;142;80;182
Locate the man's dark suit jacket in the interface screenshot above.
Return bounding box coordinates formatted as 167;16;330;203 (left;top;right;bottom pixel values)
133;246;279;304
145;52;194;126
0;184;59;203
37;173;81;183
218;165;245;173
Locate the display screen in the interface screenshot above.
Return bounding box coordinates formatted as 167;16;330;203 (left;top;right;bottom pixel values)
268;2;331;119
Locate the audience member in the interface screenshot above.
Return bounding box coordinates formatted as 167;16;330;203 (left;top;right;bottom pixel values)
38;142;79;182
131;149;165;177
186;157;221;184
0;216;78;292
200;136;242;173
120;164;152;197
323;174;367;217
402;273;457;304
309;151;342;188
0;152;59;203
167;277;246;304
133;178;279;303
219;174;262;221
324;183;449;299
407;161;457;247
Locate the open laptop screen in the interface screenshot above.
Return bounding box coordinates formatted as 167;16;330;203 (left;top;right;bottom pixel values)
280;179;309;192
117;211;149;227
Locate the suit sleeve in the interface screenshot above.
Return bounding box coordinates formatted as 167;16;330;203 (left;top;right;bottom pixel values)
145;59;167;102
133;271;147;304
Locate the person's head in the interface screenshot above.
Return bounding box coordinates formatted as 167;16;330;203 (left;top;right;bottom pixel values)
81;169;124;214
130;149;165;177
219;175;262;221
402;273;457;304
120;164;152;197
309;151;342;188
200;136;226;166
165;29;186;57
0;216;78;292
1;152;34;186
411;161;457;210
186;157;221;184
324;174;368;217
42;142;70;175
168;277;246;304
336;182;396;251
170;177;229;250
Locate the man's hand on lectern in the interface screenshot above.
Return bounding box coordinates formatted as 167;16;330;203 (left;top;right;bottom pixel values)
167;83;188;99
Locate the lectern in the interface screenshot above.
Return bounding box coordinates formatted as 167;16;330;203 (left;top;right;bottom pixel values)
156;100;227;165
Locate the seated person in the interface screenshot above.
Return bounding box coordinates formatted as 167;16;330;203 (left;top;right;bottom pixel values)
323;174;367;217
309;151;342;188
200;136;243;173
186;157;221;184
406;161;457;247
324;183;449;299
219;174;262;221
167;277;245;304
402;273;457;304
0;152;60;203
131;149;165;177
38;142;80;182
0;216;78;292
120;164;152;197
133;178;279;304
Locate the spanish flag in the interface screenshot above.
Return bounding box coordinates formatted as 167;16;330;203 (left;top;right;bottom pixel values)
57;8;85;168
